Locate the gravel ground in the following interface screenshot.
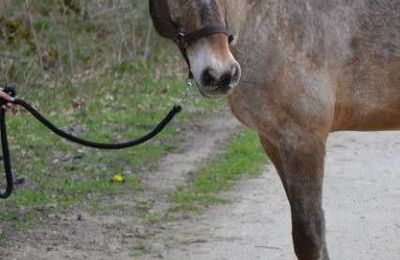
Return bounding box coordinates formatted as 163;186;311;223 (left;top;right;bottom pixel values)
146;131;400;260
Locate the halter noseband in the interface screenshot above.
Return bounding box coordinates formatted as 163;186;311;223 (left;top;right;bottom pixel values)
174;25;232;79
149;0;232;80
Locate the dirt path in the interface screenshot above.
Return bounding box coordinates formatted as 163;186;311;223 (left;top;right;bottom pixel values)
3;124;399;260
141;131;400;260
1;112;240;260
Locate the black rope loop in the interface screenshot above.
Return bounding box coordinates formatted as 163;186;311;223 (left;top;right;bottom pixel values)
0;86;182;199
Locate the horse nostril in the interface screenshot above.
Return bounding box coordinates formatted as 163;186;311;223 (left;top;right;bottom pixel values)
220;65;240;88
202;68;217;86
201;64;241;89
220;72;233;87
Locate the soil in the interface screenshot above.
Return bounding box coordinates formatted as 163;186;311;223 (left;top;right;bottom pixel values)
2;121;399;259
0;111;241;260
139;131;400;260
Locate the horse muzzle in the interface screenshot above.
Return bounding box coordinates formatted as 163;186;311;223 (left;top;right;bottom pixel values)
197;62;241;97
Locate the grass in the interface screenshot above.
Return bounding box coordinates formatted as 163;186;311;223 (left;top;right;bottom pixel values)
143;212;163;224
0;0;223;236
0;58;222;230
0;1;270;249
169;130;268;212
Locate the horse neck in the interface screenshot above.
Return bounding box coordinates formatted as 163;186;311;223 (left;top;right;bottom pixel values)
223;0;250;34
223;0;278;36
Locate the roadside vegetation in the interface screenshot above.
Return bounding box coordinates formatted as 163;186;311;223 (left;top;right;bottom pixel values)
0;0;219;231
0;0;268;251
170;130;268;212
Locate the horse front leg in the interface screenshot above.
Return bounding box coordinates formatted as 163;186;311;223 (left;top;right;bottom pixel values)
260;130;329;260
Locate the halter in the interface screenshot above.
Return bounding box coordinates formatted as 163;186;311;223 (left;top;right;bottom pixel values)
174;25;232;79
149;0;233;80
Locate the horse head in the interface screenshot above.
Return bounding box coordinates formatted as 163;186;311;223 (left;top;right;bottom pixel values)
150;0;241;97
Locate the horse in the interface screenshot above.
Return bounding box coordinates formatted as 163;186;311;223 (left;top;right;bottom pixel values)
149;0;400;259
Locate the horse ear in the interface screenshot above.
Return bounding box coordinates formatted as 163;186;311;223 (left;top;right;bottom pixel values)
149;0;177;39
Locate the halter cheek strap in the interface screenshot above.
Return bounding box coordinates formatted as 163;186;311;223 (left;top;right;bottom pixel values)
149;0;232;80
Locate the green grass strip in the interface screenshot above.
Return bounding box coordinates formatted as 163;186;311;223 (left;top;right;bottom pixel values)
170;129;268;212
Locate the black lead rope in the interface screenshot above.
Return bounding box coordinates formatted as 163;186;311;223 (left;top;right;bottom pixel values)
0;109;12;199
0;86;182;199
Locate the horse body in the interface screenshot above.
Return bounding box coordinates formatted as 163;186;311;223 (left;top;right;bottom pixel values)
150;1;400;259
227;0;400;133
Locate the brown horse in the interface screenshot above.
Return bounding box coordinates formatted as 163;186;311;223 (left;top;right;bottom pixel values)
150;0;400;259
